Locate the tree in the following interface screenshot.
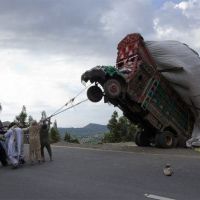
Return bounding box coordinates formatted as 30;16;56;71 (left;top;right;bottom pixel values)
50;120;60;143
28;115;34;125
15;105;28;128
64;131;80;144
106;111;121;142
70;138;80;144
107;111;118;133
127;123;138;141
41;110;47;121
118;116;129;141
103;111;139;143
53;120;58;129
50;127;60;143
64;132;71;142
103;131;116;143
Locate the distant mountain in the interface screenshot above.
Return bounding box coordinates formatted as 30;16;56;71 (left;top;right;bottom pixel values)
58;123;108;137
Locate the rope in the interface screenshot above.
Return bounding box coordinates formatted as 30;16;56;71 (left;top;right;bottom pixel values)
45;84;92;120
49;84;91;118
49;99;88;118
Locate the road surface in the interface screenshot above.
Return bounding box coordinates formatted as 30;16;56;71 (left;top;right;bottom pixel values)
1;144;200;200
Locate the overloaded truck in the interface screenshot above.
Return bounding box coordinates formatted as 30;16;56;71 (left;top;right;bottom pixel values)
81;33;197;148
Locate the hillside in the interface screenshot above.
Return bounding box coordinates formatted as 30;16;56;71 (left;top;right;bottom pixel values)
58;123;108;137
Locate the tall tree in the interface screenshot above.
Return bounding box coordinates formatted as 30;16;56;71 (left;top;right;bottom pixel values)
106;111;120;142
15;105;28;128
63;131;79;143
107;111;118;133
50;127;60;143
41;110;47;121
127;123;138;141
103;111;139;143
118;116;129;141
50;120;60;143
53;120;58;129
28;115;34;126
64;131;71;142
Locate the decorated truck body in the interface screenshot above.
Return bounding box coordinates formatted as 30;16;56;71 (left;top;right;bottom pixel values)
81;33;195;148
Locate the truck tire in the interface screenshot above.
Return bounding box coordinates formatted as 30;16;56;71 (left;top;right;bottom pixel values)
134;132;150;147
87;86;103;102
155;131;175;148
134;132;140;146
104;79;122;98
177;136;187;148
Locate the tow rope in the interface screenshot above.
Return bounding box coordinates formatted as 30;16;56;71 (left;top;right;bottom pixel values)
48;99;88;118
46;84;91;120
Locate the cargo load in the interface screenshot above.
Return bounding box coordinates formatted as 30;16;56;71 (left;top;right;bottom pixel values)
145;40;200;138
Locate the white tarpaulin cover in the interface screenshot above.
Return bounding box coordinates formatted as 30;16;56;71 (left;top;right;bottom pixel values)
145;41;200;138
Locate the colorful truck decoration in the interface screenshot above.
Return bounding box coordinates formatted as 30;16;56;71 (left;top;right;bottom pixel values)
81;33;195;148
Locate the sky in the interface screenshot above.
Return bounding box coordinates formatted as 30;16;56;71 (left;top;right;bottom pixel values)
0;0;200;127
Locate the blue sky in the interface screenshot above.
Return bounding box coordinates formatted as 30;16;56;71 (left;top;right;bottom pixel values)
0;0;200;127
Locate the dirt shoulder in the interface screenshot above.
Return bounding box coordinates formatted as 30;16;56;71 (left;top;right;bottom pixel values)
52;141;200;158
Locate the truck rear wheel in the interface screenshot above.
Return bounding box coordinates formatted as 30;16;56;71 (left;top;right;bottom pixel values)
134;132;150;147
177;136;187;148
104;79;122;98
155;131;175;148
87;85;103;102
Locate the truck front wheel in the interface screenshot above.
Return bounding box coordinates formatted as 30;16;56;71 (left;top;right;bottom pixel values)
87;85;103;103
104;79;122;98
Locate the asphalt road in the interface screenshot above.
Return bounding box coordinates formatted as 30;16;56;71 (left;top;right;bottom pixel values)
1;145;200;200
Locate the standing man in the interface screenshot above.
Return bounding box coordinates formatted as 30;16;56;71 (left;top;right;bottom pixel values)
28;120;42;164
40;119;52;162
4;122;25;168
14;124;25;164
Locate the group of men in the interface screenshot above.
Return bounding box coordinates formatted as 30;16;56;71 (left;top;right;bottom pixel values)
0;119;52;169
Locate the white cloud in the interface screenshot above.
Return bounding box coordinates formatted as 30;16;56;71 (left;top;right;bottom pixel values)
100;0;154;39
175;1;190;10
153;0;200;52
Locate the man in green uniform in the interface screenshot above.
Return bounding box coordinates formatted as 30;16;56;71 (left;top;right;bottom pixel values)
40;120;52;162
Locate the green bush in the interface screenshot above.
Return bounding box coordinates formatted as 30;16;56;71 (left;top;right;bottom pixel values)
50;127;60;143
103;111;139;143
64;132;79;144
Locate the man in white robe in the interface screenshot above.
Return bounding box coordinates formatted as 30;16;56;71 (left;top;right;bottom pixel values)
14;125;25;164
4;123;25;168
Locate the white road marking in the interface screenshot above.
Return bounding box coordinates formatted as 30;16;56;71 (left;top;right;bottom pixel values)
144;193;175;200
